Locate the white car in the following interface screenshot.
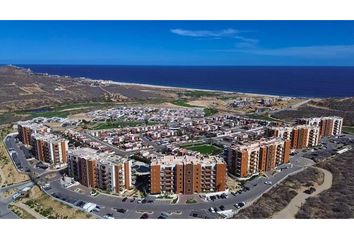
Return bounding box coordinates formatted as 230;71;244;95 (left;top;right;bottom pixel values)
264;181;273;185
208;207;216;213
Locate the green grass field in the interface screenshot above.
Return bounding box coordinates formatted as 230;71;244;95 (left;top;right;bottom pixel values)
183;90;220;98
204;108;218;117
171;99;198;108
247;113;282;122
343;126;354;134
183;144;223;155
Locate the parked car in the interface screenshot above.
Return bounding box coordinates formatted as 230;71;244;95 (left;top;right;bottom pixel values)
103;213;114;219
219;205;225;211
238;202;246;208
140;213;149;219
264;181;272;185
116;208;127;213
122;197;128;202
220;193;227;199
161;212;169;218
208;207;215;213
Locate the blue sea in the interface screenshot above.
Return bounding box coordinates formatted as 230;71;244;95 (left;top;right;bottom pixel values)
19;65;354;98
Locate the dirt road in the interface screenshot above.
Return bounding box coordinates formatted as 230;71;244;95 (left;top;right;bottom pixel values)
272;167;333;219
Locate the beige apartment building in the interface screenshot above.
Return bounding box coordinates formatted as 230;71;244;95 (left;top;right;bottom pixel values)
226;138;291;178
32;133;69;167
17;121;51;146
68;148;132;193
150;155;227;195
297;116;343;137
268;125;320;149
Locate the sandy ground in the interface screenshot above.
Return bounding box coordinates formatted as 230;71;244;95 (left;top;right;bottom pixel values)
226;177;241;191
19;186;94;219
13;202;45;219
188;98;228;109
272;167;333;219
69;112;94;121
158;102;185;108
9;204;36;219
0;168;4;186
0;145;29;186
0;188;17;199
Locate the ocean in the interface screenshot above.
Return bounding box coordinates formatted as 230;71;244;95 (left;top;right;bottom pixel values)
19;65;354;98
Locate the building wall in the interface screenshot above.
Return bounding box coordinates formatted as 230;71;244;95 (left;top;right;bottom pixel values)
150;165;161;194
283;140;291;164
215;163;226;192
184;163;194;195
239;150;249;178
79;158;97;188
320;119;334;137
124;161;132;190
193;164;202;193
259;146;267;172
175;164;184;194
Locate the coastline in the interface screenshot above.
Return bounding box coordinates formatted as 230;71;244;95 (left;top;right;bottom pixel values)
99;80;290;99
15;65;300;99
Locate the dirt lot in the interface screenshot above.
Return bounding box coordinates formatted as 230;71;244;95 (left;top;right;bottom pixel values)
9;204;36;219
234;167;324;219
296;148;354;218
17;186;94;219
272;98;354;125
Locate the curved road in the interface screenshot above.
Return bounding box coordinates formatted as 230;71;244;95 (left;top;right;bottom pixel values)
272;167;333;219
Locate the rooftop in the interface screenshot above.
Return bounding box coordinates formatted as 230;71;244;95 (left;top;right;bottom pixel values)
151;154;224;167
69;147;129;165
32;133;68;144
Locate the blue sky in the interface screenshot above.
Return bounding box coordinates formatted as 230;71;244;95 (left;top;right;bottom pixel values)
1;21;354;65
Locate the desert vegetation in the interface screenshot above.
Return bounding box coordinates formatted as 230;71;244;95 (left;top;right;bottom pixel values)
296;148;354;218
234;167;324;219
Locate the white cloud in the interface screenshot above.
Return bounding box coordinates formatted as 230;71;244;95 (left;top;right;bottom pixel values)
170;28;239;38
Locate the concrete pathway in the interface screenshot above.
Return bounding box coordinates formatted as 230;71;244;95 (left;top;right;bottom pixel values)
272;167;333;219
14;202;46;219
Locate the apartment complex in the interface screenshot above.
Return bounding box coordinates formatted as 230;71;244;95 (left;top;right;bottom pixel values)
297;116;343;137
17;121;51;146
225;138;291;178
68;148;132;193
268;125;320;149
150;155;227;195
32;133;69;167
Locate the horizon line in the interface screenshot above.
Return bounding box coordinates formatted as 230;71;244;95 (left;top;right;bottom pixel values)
2;63;354;67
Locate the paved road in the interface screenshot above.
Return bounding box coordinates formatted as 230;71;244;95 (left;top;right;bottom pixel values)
3;132;348;219
4;135;44;175
42;155;310;219
0;181;34;219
